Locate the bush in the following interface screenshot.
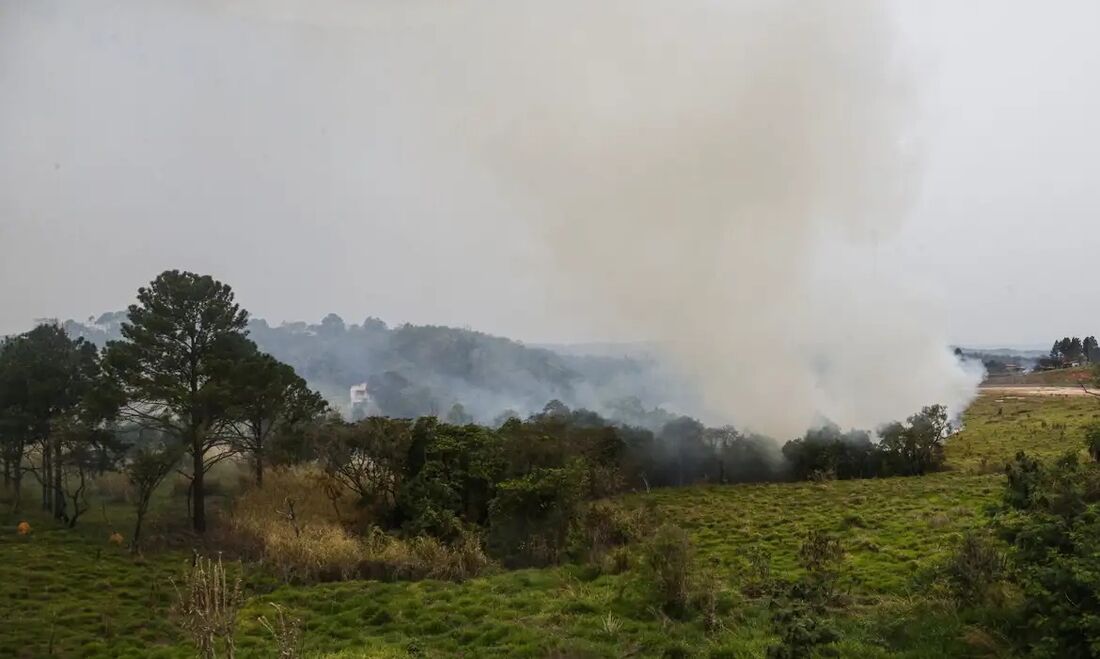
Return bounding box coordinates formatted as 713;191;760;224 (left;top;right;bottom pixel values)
568;501;657;566
171;555;244;659
263;523;362;583
228;466;490;583
767;531;845;659
942;531;1006;604
487;465;586;566
231;466;357;536
642;524;695;616
738;545;773;599
995;451;1100;657
1085;423;1100;462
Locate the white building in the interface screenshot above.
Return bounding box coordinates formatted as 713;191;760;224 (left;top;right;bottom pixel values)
350;383;370;406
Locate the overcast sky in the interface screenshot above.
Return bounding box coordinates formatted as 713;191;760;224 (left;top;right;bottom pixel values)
1;0;1097;348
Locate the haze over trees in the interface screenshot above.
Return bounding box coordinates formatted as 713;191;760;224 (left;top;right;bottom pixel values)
7;269;1089;658
64;311;680;428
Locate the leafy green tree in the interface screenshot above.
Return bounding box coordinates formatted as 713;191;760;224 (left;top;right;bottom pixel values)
0;324;106;516
0;337;30;504
225;350;326;487
125;434;183;553
53;417;127;528
1084;336;1099;363
319;416;415;517
397;421;505;538
879;404;950;476
103;271;250;532
1069;337;1084;361
487;462;586;566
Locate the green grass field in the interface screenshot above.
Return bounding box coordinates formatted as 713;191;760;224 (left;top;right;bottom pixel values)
948;391;1100;469
2;392;1096;658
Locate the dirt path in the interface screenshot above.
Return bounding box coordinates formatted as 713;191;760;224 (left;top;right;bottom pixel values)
979;385;1096;397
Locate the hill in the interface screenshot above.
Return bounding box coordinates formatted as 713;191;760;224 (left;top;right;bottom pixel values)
3;391;1096;657
982;365;1094;387
60;313;681;426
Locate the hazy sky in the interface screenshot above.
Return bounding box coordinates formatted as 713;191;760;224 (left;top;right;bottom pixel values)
1;0;1097;348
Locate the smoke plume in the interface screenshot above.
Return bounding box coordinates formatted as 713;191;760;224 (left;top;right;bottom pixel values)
345;0;980;436
8;0;982;436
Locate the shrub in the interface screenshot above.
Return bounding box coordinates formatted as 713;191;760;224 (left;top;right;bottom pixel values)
487;464;586;566
568;501;656;565
227;466;490;583
171;555;244;659
258;603;304;659
263;523;362;583
942;531;1006;604
995;451;1100;656
642;524;695;616
767;531;845;659
231;466;357;538
738;545;773;599
1085;423;1100;462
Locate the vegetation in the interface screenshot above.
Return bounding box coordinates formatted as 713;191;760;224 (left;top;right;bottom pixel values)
7;272;1100;657
992;448;1100;656
64;311;669;427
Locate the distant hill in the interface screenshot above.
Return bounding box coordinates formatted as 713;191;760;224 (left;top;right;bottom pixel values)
61;312;682;425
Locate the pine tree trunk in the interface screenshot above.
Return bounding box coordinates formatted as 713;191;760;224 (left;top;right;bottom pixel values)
11;469;23;513
53;436;64;520
192;440;206;533
42;448;52;512
131;496;149;554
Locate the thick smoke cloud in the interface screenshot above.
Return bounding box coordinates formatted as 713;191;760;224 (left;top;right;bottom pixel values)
295;0;980;436
5;1;981;437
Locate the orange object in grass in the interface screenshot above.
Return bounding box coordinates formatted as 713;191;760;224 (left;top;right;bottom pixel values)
109;532;124;546
16;521;31;535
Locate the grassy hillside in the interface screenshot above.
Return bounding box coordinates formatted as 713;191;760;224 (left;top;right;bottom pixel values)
948;391;1100;469
983;365;1094;386
2;392;1097;658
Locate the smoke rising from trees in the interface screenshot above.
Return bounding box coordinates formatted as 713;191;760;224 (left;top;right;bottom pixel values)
3;0;981;436
363;0;982;435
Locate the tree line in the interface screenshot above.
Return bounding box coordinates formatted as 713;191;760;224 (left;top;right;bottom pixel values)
1;271;325;543
1040;335;1100;368
1;270;950;557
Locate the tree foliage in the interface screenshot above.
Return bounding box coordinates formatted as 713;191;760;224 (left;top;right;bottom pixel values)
995;450;1100;657
225;350;326;487
104;270;251;532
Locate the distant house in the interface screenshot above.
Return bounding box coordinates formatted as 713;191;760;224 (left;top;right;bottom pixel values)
350;383;370;405
349;383;375;420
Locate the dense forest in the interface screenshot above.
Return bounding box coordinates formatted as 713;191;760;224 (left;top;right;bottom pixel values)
60;312;684;427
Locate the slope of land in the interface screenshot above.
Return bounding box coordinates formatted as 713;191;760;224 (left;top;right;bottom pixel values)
1;392;1096;658
982;365;1093;387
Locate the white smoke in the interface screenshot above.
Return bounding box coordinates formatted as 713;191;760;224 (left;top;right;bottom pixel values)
331;0;978;436
213;0;982;436
7;0;982;436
